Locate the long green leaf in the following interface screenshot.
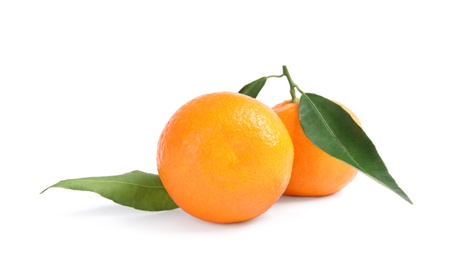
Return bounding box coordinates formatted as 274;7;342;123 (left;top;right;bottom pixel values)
299;93;412;204
238;77;267;98
41;170;179;211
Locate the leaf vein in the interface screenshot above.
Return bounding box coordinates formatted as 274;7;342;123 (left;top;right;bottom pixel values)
60;179;166;189
304;94;364;171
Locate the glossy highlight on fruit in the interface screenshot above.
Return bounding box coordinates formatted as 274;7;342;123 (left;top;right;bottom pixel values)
157;92;294;223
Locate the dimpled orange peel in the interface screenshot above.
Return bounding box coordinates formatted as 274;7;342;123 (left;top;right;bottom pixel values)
157;92;294;223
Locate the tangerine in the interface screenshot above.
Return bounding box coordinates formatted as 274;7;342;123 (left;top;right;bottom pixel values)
157;92;294;223
272;99;361;197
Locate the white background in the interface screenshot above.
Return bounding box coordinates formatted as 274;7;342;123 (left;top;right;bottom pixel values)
1;1;452;259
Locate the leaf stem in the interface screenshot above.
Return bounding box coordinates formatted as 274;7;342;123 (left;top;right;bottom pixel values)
282;65;304;102
266;74;285;79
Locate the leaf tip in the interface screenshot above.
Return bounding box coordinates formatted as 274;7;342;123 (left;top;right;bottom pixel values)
40;186;51;194
403;194;413;205
40;182;60;194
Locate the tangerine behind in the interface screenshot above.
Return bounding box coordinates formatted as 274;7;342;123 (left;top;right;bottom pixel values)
273;100;361;197
157;92;294;223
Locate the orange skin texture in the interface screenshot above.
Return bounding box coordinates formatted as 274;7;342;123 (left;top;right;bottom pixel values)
273;100;361;197
157;92;294;223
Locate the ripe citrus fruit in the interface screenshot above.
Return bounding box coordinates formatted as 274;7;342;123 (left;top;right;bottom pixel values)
272;99;361;197
157;92;294;223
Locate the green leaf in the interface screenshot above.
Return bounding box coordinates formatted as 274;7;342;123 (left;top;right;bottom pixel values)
41;170;179;211
238;77;267;98
299;93;412;204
